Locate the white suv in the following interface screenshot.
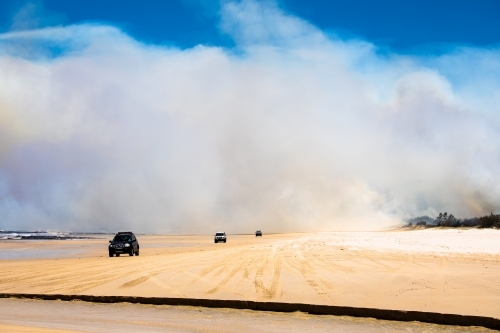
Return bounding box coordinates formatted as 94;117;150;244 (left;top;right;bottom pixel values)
214;231;226;243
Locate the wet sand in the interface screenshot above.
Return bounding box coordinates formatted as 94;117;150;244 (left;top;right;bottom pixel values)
0;229;499;328
0;298;495;332
0;238;103;260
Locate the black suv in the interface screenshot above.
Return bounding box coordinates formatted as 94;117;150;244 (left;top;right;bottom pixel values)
109;232;139;257
255;230;262;237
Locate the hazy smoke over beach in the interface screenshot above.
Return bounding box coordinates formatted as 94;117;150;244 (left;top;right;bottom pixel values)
0;1;499;233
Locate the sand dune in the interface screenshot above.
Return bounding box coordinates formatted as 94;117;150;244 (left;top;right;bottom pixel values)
0;230;499;318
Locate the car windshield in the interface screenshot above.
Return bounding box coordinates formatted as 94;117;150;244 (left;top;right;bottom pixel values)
113;234;132;242
216;233;224;236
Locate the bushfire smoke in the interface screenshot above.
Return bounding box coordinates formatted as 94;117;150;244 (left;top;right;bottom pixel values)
0;1;499;232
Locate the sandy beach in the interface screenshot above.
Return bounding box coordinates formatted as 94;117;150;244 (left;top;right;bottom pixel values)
1;229;499;321
0;229;500;318
0;297;495;333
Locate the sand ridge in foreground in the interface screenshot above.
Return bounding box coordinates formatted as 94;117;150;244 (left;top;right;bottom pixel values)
0;298;496;333
0;230;499;318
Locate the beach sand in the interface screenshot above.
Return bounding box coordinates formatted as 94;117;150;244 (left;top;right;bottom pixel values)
0;298;495;333
0;229;499;330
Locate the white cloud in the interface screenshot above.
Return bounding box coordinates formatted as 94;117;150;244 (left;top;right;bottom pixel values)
0;0;499;233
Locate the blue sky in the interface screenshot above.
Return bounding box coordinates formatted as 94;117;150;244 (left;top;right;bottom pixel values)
0;0;499;52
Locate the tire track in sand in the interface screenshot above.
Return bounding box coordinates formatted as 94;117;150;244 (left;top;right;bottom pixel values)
253;247;283;299
206;259;246;294
118;270;164;289
293;245;333;301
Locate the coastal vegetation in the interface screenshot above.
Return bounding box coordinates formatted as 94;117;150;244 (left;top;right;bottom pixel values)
405;213;500;228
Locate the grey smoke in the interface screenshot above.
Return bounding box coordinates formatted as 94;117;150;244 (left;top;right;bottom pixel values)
0;0;499;233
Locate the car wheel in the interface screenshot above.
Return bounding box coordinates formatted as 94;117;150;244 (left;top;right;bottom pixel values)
109;252;113;257
129;249;134;256
224;240;226;243
116;253;120;257
135;248;139;256
214;240;218;243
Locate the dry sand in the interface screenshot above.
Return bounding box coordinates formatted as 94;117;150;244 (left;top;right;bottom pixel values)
0;298;495;333
0;229;499;327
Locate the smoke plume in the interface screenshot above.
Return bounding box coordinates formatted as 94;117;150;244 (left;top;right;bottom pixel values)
0;0;499;232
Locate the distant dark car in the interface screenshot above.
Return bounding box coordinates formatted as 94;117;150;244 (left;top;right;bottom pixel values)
255;230;262;237
109;232;139;257
214;231;226;243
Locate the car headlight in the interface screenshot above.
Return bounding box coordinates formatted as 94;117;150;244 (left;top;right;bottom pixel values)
109;245;114;248
125;243;130;247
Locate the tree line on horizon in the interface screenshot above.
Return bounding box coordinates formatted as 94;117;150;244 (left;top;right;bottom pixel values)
405;212;500;228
